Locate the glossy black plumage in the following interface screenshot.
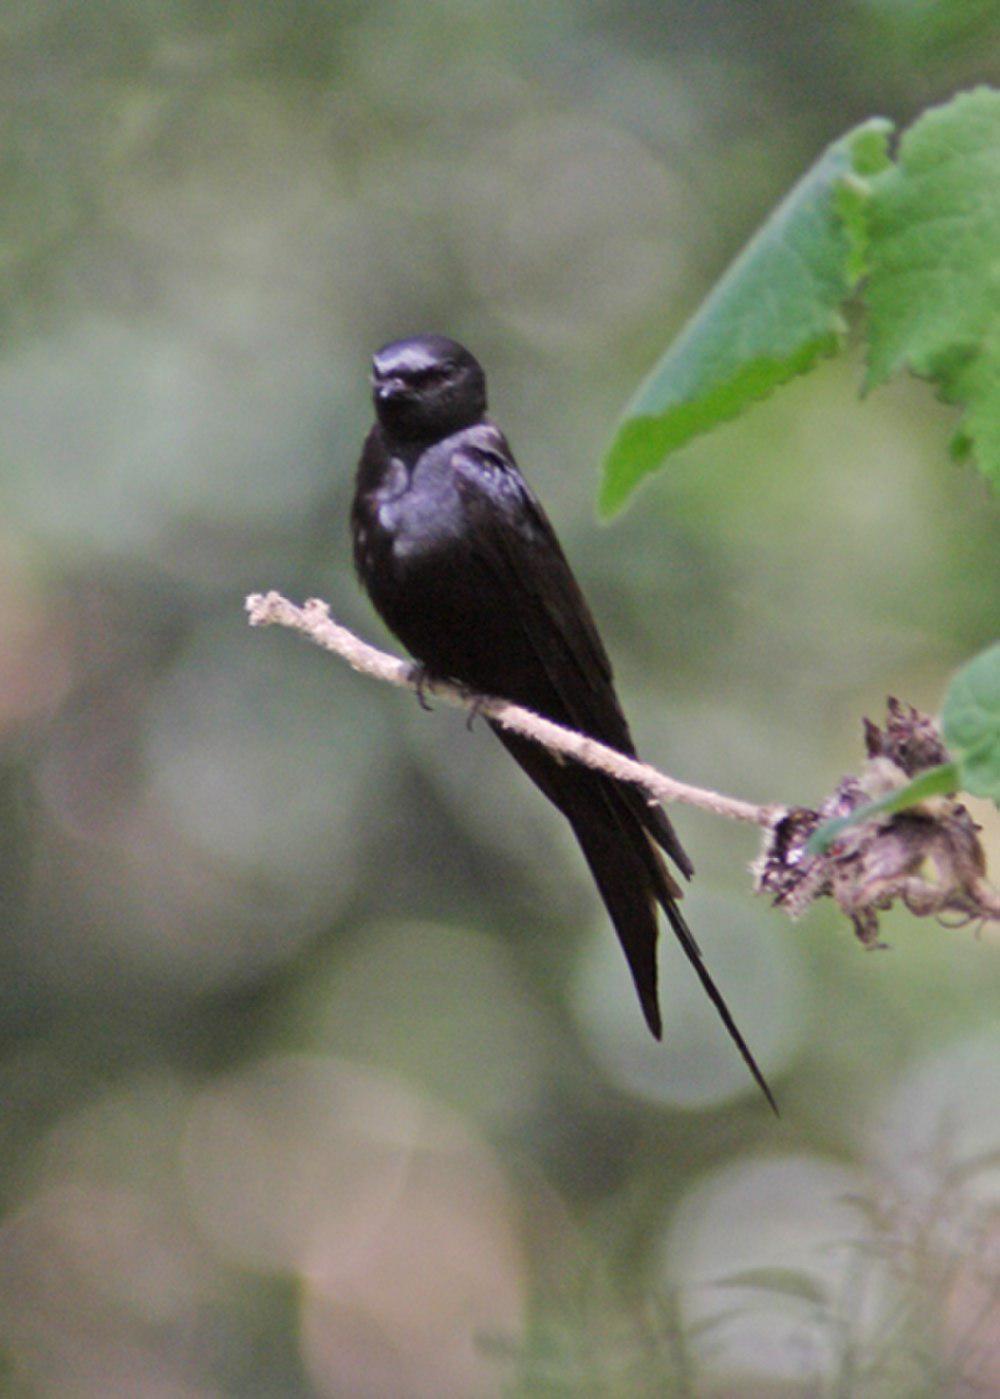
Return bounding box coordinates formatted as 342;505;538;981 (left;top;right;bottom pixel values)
351;334;775;1111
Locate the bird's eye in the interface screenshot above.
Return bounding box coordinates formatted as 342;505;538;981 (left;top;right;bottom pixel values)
410;363;453;387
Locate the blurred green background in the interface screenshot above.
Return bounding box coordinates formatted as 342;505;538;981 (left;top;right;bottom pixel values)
1;2;998;1394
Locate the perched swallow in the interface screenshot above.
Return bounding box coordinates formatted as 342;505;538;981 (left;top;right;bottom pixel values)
352;334;775;1110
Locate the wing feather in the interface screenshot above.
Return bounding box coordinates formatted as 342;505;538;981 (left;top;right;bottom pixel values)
451;436;693;877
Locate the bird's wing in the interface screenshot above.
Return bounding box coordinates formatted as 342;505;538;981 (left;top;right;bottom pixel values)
451;431;694;878
450;432;630;749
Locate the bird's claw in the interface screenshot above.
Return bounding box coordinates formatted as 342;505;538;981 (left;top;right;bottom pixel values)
407;662;434;711
465;694;487;732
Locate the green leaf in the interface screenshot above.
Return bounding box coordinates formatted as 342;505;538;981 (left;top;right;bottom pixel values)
599;118;893;515
863;87;1000;486
941;641;1000;802
807;762;960;855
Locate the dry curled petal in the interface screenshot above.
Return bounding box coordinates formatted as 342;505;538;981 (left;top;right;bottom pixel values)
754;702;998;942
863;696;950;774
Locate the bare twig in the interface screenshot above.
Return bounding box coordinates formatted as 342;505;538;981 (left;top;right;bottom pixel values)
245;590;775;826
246;591;999;938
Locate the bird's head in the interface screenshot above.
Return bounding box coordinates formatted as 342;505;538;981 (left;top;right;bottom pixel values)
371;334;487;440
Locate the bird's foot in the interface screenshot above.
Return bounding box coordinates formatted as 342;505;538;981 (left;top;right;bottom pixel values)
465;694;486;732
449;682;489;731
407;662;435;711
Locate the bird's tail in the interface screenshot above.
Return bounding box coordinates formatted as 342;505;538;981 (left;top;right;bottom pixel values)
573;812;778;1115
570;808;667;1039
490;724;778;1113
652;875;779;1115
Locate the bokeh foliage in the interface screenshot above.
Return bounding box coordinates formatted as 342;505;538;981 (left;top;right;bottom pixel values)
0;2;997;1394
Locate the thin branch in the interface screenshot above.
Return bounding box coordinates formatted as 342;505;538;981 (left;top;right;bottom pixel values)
245;590;778;827
246;591;999;938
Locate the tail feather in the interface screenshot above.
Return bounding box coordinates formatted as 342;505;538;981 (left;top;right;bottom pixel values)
489;723;778;1114
657;892;779;1116
572;815;664;1040
583;824;778;1115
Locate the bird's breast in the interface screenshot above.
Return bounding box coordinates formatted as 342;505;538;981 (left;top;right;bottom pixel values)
372;460;466;569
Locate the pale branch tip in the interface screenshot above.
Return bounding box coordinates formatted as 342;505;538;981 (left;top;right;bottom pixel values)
246;590;999;939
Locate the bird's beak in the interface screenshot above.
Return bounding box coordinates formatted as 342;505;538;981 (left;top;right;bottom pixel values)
374;377;406;402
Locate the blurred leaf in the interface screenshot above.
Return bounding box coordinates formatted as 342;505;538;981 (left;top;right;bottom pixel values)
599;118;892;514
866;0;1000;62
941;641;1000;801
838;1192;890;1230
714;1266;830;1308
684;1307;747;1338
864;87;1000;486
807;761;959;855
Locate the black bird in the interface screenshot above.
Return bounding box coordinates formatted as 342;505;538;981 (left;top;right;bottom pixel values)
352;334;775;1111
